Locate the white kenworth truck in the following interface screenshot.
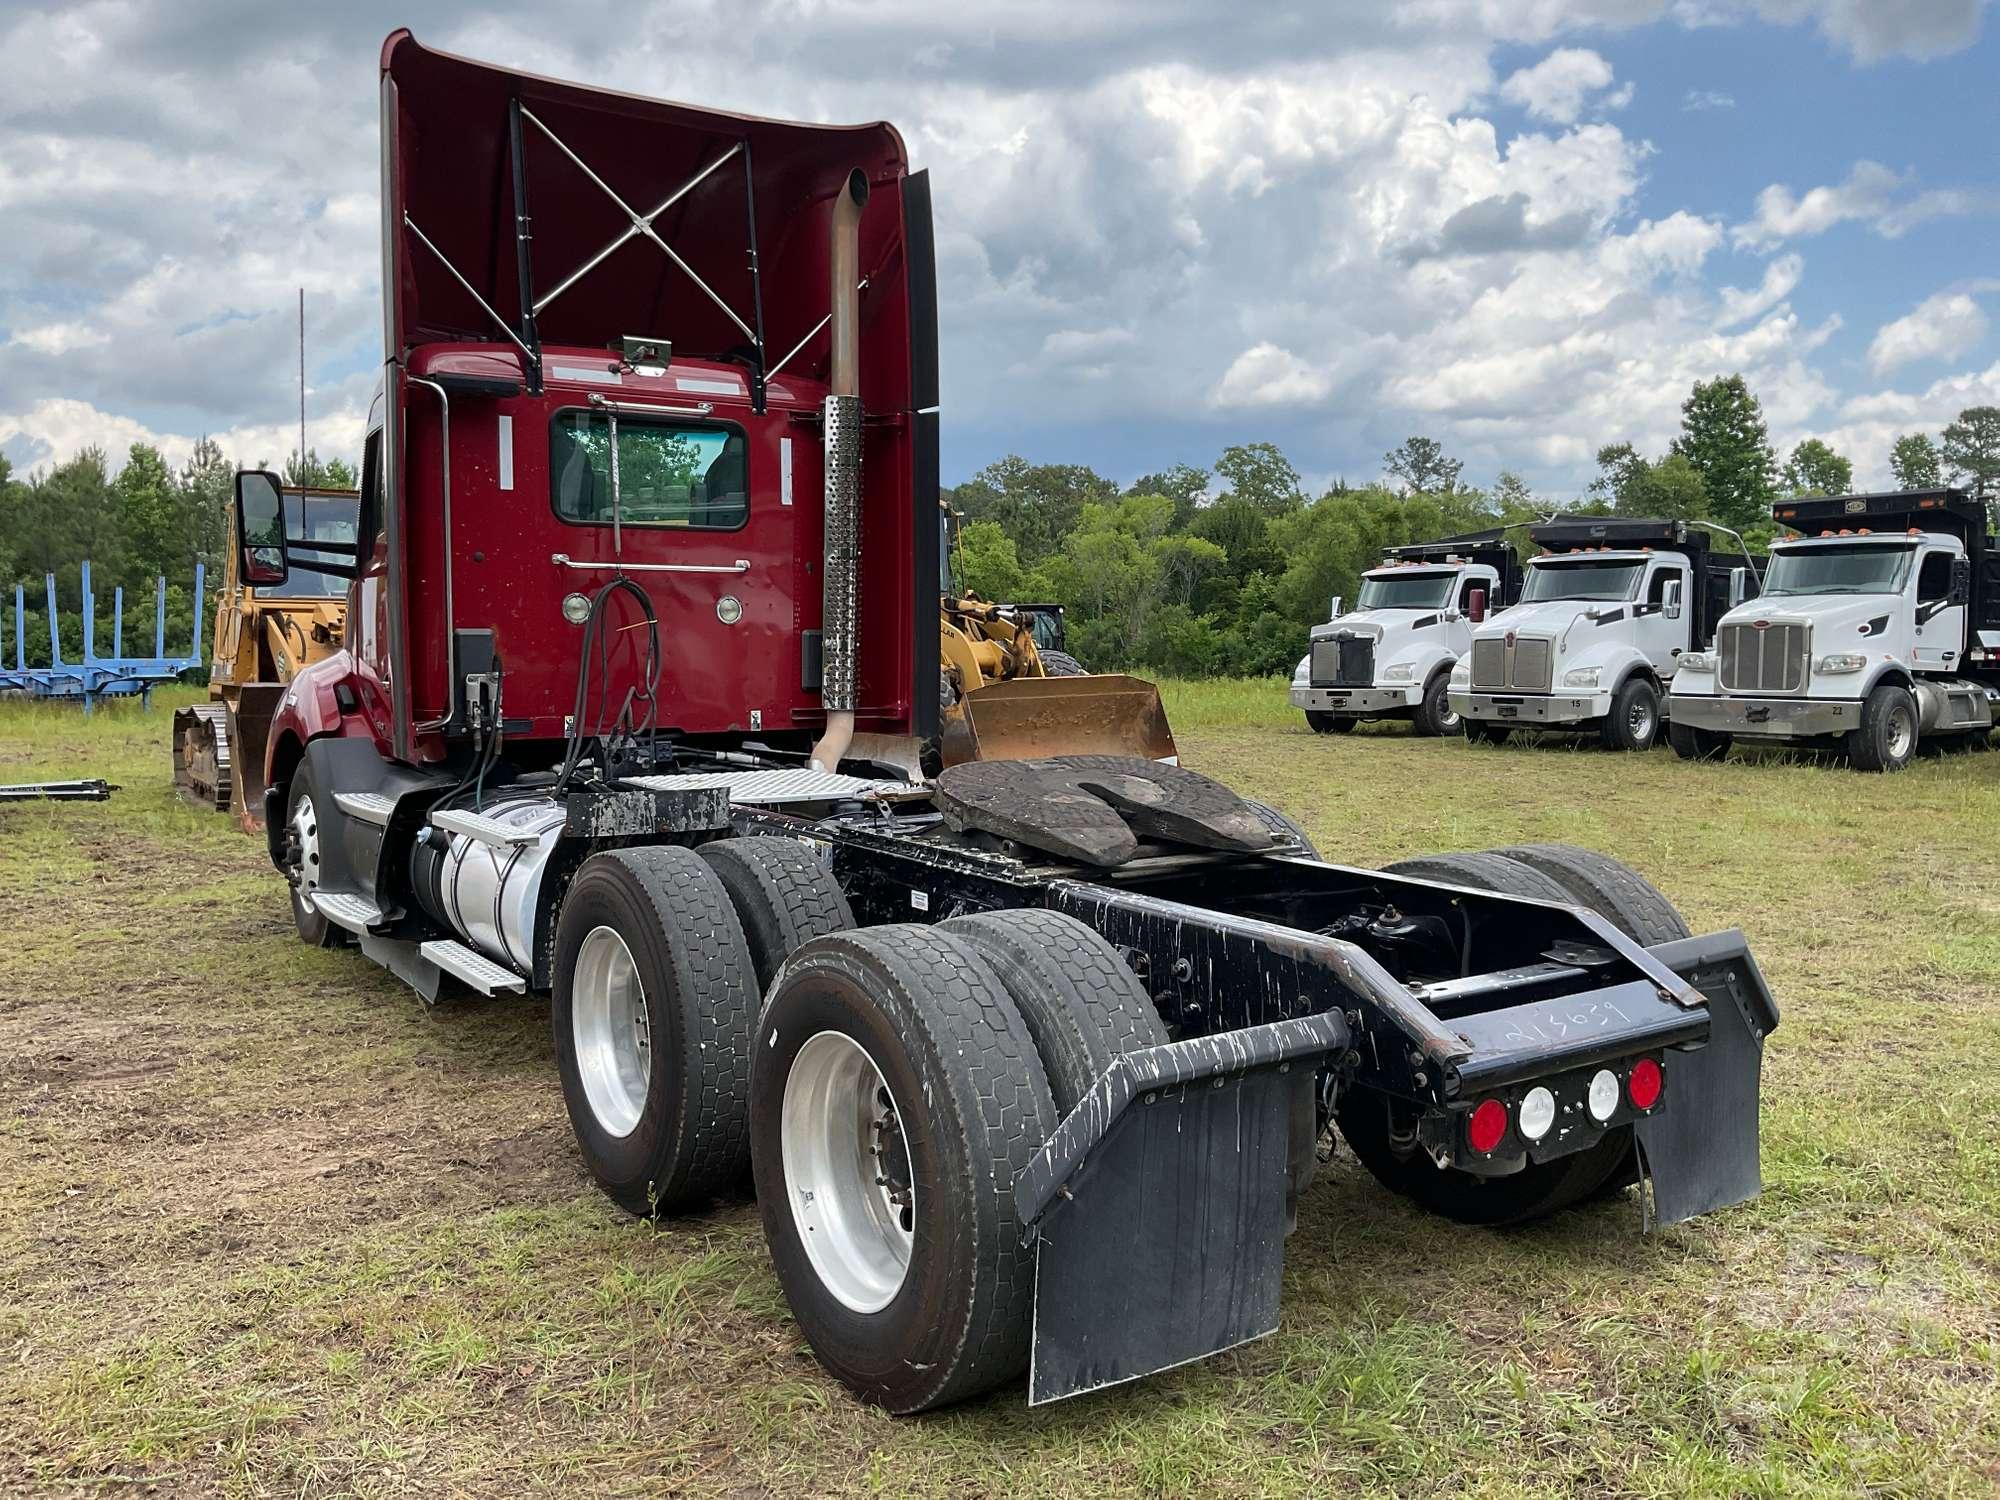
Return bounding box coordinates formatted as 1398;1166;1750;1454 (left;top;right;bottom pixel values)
1450;517;1754;752
1291;531;1522;736
1668;489;2000;771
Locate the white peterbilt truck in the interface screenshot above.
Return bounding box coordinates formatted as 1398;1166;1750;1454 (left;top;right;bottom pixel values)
1668;489;2000;771
1290;531;1522;736
1450;517;1755;752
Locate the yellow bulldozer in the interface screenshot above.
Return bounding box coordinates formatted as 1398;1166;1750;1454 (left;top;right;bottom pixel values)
936;594;1176;766
173;485;358;825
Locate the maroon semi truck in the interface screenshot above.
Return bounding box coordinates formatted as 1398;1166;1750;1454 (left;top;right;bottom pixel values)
234;31;1779;1413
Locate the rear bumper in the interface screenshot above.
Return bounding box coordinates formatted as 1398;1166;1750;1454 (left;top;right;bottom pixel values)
1450;689;1610;724
1292;684;1420;715
1668;693;1859;738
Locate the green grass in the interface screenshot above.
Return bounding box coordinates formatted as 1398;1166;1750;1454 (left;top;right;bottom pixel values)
3;680;1999;1496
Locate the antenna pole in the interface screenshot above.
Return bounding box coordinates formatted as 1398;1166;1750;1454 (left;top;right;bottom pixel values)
298;287;307;479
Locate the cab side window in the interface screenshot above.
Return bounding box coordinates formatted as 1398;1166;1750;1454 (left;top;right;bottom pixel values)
1456;577;1482;611
1646;568;1685;606
1918;551;1954;602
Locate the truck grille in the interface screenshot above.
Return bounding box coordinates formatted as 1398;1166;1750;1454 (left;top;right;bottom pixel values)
1470;635;1552;692
1719;621;1808;695
1310;637;1374;687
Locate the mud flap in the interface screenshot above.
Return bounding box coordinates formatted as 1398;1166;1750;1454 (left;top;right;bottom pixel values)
1636;931;1780;1228
1012;1013;1348;1405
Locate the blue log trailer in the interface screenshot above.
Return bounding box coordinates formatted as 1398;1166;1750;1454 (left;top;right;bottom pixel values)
0;561;205;712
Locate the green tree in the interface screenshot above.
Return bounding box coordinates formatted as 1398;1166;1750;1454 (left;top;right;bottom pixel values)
1125;462;1209;529
950;519;1029;601
1213;442;1305;512
1492;470;1534;510
1889;432;1943;490
946;456;1118;567
282;449;359;489
1941;406;2000;504
1383;435;1463;496
1588;444;1708;521
1781;438;1853;497
1670;374;1776;529
113;443;180;583
178;435;233;583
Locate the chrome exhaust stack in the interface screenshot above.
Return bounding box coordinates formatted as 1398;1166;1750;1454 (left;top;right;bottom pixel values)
810;169;869;772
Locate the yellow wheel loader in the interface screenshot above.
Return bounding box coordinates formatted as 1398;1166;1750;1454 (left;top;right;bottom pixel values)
937;594;1176;766
173;485;358;826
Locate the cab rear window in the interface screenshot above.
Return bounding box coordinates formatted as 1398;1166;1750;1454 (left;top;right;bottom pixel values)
550;410;748;530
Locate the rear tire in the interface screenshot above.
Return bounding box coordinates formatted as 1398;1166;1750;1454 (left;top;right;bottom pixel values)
553;847;758;1216
751;926;1055;1413
1600;676;1660;752
1412;670;1460;737
940;910;1167;1112
1668;721;1732;762
1306;711;1353;734
1493;843;1692;947
696;837;855;997
1848;682;1918;772
1380;850;1571;903
1243;798;1321;859
1462;718;1511;746
1038;649;1085;677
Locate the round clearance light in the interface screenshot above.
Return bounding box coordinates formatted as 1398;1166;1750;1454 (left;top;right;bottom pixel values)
1627;1057;1663;1112
716;595;744;625
1587;1068;1620;1122
1518;1086;1556;1142
562;592;592;626
1467;1097;1508;1155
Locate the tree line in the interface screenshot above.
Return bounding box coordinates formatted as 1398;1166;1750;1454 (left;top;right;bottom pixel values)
946;379;2000;679
0;443;352;670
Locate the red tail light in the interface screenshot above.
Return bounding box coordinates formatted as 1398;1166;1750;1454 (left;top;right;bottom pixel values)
1467;1097;1508;1154
1627;1057;1663;1111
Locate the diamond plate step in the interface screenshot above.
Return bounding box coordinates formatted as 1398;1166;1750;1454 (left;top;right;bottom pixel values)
419;939;527;995
312;890;384;933
335;791;397;826
624;768;927;805
431;807;543;848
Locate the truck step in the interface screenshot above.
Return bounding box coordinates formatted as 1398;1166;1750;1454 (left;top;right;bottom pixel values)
419;939;527;995
431;807;542;848
311;890;384;933
334;791;397;826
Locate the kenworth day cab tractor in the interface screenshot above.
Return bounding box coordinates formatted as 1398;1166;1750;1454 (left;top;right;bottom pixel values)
1451;517;1756;752
1668;489;2000;771
239;32;1780;1414
1290;530;1522;736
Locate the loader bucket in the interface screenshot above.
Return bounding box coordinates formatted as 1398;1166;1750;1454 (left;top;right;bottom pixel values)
228;684;286;829
938;674;1177;768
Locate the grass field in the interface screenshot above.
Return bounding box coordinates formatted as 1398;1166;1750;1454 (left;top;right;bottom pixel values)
3;680;1998;1497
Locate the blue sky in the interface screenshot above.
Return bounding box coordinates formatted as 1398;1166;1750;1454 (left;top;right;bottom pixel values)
2;1;1996;500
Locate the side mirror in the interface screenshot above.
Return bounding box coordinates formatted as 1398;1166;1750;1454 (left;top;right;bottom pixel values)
1466;588;1487;624
1328;595;1344;620
234;469;289;587
1729;567;1752;609
1663;577;1684;621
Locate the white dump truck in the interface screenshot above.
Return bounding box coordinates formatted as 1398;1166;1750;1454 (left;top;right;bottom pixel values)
1668;489;2000;771
1291;531;1522;736
1450;517;1754;751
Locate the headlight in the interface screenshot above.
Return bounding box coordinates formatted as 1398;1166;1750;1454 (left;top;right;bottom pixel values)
1561;667;1602;689
1292;655;1310;684
1450;661;1471;685
1678;651;1715;673
1817;653;1866;674
1381;662;1416;682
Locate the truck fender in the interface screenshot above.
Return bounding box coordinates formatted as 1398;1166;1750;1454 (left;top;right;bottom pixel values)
263;649;381;811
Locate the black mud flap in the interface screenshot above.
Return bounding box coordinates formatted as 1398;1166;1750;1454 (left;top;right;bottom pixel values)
1637;931;1780;1228
1012;1013;1348;1405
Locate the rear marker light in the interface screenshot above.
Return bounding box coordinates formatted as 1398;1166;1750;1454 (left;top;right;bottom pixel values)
1467;1098;1508;1154
1518;1087;1556;1141
1587;1069;1619;1122
1627;1057;1663;1111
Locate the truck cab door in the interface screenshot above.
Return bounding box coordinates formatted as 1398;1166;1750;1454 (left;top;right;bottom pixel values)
1448;571;1486;652
1636;564;1687;672
1913;549;1965;671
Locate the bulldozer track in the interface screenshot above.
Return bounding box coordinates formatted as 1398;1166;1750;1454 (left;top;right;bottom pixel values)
172;703;232;812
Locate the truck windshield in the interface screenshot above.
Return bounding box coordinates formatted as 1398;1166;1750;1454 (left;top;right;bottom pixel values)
263;492;359;598
1761;543;1914;596
1355;572;1453;610
1519;559;1643;603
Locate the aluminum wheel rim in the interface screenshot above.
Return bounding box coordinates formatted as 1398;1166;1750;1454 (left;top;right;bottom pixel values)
572;926;652;1138
782;1030;915;1314
1887;705;1915;760
1628;698;1654;741
290;793;321;909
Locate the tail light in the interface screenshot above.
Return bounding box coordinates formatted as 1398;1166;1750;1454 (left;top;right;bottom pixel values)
1467;1098;1508;1154
1627;1057;1663;1111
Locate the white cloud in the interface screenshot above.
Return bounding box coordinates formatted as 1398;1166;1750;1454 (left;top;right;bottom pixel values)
1499;48;1625;124
1867;291;1989;377
1717;253;1803;327
1734;159;1999;246
1212;345;1335;408
1815;360;2000;485
1682;88;1736;110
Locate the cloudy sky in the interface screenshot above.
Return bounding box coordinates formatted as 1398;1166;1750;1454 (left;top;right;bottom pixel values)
2;1;1997;498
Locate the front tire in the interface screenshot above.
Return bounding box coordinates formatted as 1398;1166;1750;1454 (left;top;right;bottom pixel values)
1849;682;1918;772
1038;649;1085;677
1412;670;1460;737
751;926;1055;1413
553;847;758;1216
1669;721;1732;762
1462;717;1512;746
281;763;336;948
1600;676;1661;752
